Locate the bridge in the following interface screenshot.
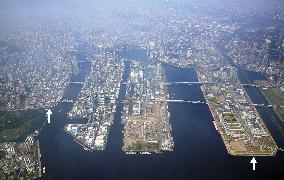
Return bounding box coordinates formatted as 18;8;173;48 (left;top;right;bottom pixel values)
116;99;207;104
78;61;89;63
117;99;281;108
165;81;215;85
120;81;275;88
155;100;277;108
120;81;215;85
241;84;275;88
68;81;276;89
61;99;76;103
59;98;283;109
68;81;85;85
155;99;207;104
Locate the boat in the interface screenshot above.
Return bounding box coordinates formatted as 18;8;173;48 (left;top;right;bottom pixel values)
84;147;91;151
126;151;136;155
212;121;218;131
140;151;151;155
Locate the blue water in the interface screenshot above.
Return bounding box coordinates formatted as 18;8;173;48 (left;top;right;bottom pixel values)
238;69;284;148
38;52;284;180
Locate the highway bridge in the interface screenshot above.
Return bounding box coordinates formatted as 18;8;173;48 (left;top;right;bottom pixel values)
116;99;207;105
61;99;76;103
120;81;275;88
77;61;89;63
68;81;85;85
120;81;215;85
65;81;277;90
155;99;207;104
114;99;281;108
165;82;276;88
59;98;283;109
165;81;215;85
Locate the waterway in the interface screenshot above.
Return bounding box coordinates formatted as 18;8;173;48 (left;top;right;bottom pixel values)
238;69;284;148
38;50;284;179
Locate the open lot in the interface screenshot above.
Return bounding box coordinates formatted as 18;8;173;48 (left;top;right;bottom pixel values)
0;109;44;142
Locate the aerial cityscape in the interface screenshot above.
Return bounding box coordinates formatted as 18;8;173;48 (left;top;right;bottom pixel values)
122;62;174;153
0;0;283;179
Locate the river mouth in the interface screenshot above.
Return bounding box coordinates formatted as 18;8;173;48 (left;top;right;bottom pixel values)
37;49;284;179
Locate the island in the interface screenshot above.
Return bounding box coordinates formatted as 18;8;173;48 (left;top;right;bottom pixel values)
198;67;278;156
65;52;124;151
122;61;174;153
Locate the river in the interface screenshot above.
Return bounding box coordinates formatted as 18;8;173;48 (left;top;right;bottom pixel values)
38;50;284;179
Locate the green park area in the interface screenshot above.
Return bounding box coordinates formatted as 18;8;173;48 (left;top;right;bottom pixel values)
130;141;160;152
0;109;44;142
261;87;284;122
0;150;6;160
259;86;284;139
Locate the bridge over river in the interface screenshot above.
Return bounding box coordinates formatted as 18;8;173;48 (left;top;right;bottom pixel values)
60;98;283;109
119;81;276;88
68;80;277;89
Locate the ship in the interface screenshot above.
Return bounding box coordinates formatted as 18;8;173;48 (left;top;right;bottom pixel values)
126;151;136;155
140;151;151;155
212;121;218;131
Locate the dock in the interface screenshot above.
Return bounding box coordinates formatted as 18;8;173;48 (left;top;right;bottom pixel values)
37;140;42;178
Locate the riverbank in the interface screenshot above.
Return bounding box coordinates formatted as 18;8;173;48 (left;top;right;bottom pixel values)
196;68;277;156
259;87;284;122
37;57;284;180
122;62;174;153
0;109;45;142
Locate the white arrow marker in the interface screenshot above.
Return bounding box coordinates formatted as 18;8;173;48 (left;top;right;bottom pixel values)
46;109;52;124
250;157;257;171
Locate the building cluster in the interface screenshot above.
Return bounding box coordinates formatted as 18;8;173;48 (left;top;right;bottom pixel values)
0;0;282;161
198;67;277;155
122;62;174;153
66;52;124;151
0;30;77;111
0;133;41;179
1;0;282;113
181;0;284;21
227;29;284;86
146;14;236;69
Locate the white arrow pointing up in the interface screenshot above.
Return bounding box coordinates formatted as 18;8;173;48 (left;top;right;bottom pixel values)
46;109;52;124
250;157;257;171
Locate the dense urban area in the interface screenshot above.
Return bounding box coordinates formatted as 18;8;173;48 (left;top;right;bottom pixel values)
122;62;174;153
0;0;283;179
